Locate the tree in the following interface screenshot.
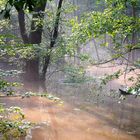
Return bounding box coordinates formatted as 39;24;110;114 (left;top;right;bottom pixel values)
1;0;64;83
69;0;140;94
41;0;64;80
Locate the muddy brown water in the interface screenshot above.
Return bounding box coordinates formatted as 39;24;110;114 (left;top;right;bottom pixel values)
1;96;140;140
0;63;140;140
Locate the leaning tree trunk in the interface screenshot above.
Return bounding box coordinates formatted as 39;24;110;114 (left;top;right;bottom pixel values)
41;0;64;81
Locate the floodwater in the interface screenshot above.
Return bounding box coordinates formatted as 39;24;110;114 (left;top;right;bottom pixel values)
1;96;140;140
1;62;140;140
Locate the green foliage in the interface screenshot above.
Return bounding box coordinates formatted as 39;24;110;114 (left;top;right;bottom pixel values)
128;74;140;95
0;34;31;139
0;105;31;140
0;33;43;61
69;0;140;52
100;70;122;85
21;92;63;104
70;9;139;45
0;69;31;139
0;70;22;77
63;65;93;83
1;0;53;18
68;0;140;91
0;69;22;96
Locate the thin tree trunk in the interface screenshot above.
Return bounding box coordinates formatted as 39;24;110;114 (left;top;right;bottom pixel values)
131;4;137;61
41;0;64;80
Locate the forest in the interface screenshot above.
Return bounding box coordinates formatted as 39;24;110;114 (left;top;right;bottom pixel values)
0;0;140;140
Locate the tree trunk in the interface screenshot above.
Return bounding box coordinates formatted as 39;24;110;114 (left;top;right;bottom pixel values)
41;0;64;81
24;59;39;81
131;4;137;61
18;2;46;83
